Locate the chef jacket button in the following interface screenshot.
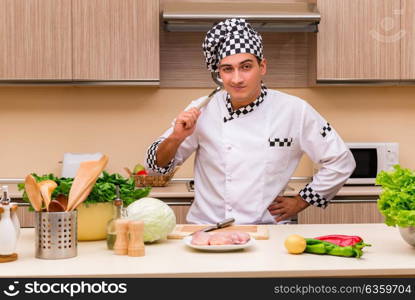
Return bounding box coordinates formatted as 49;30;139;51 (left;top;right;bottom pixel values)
226;145;232;150
226;205;232;211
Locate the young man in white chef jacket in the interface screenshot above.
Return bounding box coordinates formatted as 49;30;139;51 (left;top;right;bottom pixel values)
145;18;356;224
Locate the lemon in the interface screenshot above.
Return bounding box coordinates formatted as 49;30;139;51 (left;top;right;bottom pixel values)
284;234;306;254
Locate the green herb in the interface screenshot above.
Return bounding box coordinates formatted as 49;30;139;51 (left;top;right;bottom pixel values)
376;165;415;227
18;171;151;208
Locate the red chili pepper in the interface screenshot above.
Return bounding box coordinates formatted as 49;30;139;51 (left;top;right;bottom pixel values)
314;235;363;247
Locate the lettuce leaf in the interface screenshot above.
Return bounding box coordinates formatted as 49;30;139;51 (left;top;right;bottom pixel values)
376;165;415;227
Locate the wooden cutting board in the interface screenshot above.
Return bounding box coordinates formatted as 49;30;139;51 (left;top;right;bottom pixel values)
167;224;269;240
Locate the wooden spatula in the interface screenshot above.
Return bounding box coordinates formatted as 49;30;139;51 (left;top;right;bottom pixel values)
38;180;58;210
24;175;43;211
66;155;109;211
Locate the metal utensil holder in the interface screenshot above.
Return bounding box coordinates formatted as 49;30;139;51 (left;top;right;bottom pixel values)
35;211;77;259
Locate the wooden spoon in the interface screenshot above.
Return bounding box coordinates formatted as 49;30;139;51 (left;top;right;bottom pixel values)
67;155;109;211
24;175;43;211
48;199;65;212
55;194;68;211
38;180;58;210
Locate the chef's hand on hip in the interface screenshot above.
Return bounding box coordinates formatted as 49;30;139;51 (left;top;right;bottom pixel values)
172;108;201;141
268;195;310;222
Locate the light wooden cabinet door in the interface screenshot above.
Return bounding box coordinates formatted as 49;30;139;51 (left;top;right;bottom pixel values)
297;201;384;224
401;0;415;80
317;0;401;81
0;0;72;80
72;0;159;81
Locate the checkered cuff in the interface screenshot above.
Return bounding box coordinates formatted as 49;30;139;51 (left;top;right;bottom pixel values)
299;184;328;208
146;139;174;175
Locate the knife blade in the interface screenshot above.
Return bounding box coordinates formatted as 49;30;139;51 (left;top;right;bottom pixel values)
190;218;235;235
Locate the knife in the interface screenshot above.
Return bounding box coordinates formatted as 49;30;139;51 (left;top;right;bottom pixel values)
190;218;235;235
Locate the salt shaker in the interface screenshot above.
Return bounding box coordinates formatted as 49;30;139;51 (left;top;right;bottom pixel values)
128;220;145;257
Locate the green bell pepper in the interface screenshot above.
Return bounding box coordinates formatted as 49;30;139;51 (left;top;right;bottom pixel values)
304;238;370;258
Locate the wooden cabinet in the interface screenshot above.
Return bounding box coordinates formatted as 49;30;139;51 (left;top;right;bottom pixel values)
401;0;415;80
0;0;72;80
298;201;384;224
317;0;402;81
19;203;383;225
73;0;159;81
0;0;159;83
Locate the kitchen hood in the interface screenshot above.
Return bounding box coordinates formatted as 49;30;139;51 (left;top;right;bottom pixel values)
163;2;320;33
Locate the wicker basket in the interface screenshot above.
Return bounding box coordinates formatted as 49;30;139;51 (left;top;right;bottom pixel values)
125;167;178;187
131;174;173;187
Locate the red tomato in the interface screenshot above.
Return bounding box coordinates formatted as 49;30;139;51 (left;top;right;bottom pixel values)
136;170;148;176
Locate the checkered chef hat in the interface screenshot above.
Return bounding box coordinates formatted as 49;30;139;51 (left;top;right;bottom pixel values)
202;18;263;72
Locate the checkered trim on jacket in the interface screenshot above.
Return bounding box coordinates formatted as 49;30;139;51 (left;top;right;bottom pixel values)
223;84;268;122
269;138;293;147
320;122;332;138
146;139;174;175
202;18;263;72
299;184;328;208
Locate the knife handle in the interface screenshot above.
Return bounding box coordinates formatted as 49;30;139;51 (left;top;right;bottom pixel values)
216;218;235;228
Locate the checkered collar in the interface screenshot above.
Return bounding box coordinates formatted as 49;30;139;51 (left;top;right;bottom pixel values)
223;83;268;123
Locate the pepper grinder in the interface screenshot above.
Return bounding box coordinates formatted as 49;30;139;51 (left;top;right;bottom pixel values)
113;219;130;255
128;220;145;257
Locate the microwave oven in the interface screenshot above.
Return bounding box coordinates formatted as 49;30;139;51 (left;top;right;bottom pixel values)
313;142;399;185
346;142;399;185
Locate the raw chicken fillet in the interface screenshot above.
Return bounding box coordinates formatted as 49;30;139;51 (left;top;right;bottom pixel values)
191;231;251;246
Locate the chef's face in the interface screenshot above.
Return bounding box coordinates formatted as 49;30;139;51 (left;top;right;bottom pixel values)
218;53;267;108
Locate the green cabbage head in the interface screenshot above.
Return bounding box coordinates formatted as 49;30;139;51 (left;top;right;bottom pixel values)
126;197;176;242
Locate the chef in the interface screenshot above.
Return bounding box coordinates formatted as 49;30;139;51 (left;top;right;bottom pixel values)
145;18;356;224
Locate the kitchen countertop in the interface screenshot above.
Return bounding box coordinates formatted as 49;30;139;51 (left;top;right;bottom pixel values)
2;224;414;278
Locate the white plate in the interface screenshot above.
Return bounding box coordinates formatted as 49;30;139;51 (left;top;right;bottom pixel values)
183;235;255;252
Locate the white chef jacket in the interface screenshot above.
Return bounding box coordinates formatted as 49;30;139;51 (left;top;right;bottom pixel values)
145;87;356;224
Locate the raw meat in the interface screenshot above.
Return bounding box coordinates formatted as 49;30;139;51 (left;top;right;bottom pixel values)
191;231;252;246
191;231;210;245
209;232;234;245
229;232;251;244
